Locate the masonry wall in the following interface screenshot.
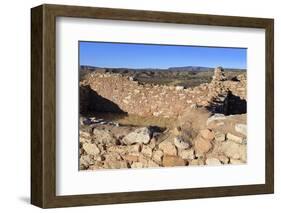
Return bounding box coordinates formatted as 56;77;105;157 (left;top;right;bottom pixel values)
80;72;247;118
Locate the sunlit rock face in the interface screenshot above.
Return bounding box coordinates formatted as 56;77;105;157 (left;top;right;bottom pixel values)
80;67;246;117
212;66;227;82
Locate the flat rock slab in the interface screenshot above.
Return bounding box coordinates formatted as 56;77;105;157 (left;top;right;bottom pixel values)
122;127;151;145
162;155;186;167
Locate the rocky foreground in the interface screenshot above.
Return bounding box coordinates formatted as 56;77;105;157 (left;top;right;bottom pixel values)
79;109;247;170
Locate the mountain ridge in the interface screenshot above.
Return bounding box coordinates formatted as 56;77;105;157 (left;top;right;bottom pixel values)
80;65;246;72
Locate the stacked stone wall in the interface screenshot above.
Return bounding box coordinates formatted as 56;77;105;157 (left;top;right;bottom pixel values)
80;71;246;117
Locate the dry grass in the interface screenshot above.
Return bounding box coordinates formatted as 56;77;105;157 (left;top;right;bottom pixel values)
92;112;177;129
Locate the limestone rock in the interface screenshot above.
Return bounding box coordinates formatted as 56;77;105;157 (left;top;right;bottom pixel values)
107;145;126;155
212;67;226;81
194;129;214;154
189;158;205;166
94;155;104;161
103;160;128;169
80;155;94;168
88;164;103;170
93;128;115;144
162;155;186;167
206;158;222;165
173;136;190;150
80;136;92;144
79;130;92;143
152;150;164;163
82;143;100;155
126;144;141;154
138;154;149;166
123;127;151;145
123;154;139;162
218;155;229;164
194;136;212;154
158;141;177;156
230;159;245;164
104;152;122;161
141;145;153;158
147;160;160;168
235;124;247;136
200;129;215;140
171;126;182;136
131;162;144;168
206;114;226;125
239;145;247;162
227;133;243;144
176;86;184;91
179;149;195;160
214;132;225;142
148;138;156;149
221;141;246;160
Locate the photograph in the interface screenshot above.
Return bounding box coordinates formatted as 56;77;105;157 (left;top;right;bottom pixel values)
79;42;247;170
30;4;274;208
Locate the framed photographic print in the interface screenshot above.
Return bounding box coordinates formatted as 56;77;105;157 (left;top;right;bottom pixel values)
31;4;274;208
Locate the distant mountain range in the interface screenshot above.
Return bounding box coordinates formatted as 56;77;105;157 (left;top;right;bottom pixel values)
168;66;216;71
80;65;246;72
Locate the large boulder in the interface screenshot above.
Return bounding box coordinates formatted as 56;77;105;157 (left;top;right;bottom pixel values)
141;145;153;158
122;127;151;145
93;128;116;144
221;141;246;161
82;143;100;155
194;129;214;154
158;140;177;156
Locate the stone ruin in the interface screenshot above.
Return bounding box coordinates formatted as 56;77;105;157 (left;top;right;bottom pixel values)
80;67;247;117
79;67;248;170
212;66;227;81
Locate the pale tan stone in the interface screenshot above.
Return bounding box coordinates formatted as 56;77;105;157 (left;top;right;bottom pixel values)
189;158;205;166
179;149;195;160
123;127;151;145
131;162;144;168
82;143;100;155
230;159;245;165
162;155;186;167
194;136;213;154
103;160;128;169
200;129;214;140
227;133;243;144
214;132;225;142
152;150;164;163
158;141;177;156
141;145;153;158
206;158;222;166
218;155;229;164
221;141;246;160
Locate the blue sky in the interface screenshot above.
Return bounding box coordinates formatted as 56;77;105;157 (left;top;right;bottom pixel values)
79;41;247;69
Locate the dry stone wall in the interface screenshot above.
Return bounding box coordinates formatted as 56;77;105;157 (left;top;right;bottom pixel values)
80;69;246;118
